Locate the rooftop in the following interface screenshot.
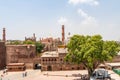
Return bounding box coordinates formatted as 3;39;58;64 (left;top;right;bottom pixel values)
106;62;120;67
41;51;58;57
7;63;25;66
57;48;68;53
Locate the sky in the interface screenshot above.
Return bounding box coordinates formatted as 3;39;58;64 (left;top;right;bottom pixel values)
0;0;120;41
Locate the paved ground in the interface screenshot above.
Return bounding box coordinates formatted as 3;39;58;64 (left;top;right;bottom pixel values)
0;70;120;80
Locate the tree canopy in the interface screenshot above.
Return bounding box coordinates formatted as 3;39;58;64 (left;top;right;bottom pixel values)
23;41;44;54
23;40;35;44
35;42;44;54
65;34;120;78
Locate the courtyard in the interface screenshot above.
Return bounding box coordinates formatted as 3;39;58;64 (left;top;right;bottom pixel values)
0;70;120;80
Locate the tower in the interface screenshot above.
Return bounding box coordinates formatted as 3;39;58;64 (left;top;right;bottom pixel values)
33;33;36;42
2;28;6;42
62;25;65;44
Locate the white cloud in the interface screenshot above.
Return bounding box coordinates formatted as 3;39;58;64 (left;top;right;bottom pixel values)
57;17;68;25
77;8;98;28
80;16;97;27
77;9;96;23
93;1;99;6
78;9;88;18
68;0;99;6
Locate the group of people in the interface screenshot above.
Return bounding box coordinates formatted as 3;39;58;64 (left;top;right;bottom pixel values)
22;72;27;78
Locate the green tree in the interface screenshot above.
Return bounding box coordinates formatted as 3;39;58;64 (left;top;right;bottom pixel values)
23;40;35;44
65;34;120;79
23;40;44;54
10;40;21;45
35;42;44;54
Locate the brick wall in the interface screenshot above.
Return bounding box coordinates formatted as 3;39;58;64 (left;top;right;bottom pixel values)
0;42;6;70
6;45;36;69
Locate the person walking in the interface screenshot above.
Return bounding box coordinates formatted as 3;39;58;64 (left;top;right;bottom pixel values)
25;72;27;77
22;72;24;78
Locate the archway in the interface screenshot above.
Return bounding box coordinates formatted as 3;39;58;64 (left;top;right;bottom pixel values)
47;65;52;71
34;64;41;69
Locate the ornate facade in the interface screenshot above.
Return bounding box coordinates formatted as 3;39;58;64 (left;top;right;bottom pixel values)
41;47;85;71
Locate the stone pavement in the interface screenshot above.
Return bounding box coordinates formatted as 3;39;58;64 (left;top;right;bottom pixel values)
0;70;120;80
0;70;38;80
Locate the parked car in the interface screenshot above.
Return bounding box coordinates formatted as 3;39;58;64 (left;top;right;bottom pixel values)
90;69;111;80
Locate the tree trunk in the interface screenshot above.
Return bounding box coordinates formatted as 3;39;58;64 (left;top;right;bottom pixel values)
88;69;94;80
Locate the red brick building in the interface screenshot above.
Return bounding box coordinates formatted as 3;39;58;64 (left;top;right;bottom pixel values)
41;47;85;71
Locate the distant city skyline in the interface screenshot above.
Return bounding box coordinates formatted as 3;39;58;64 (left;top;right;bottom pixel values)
0;0;120;41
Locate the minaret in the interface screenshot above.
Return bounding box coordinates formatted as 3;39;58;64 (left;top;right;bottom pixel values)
2;28;6;42
67;32;71;44
33;33;36;42
62;25;65;44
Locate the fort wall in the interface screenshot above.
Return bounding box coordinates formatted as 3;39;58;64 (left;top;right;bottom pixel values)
6;45;36;69
0;42;6;70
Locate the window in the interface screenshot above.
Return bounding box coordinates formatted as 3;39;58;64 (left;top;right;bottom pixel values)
60;68;62;70
54;58;56;61
72;67;74;70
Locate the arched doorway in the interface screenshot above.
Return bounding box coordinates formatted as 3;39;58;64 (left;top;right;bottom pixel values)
34;64;41;69
47;65;52;71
